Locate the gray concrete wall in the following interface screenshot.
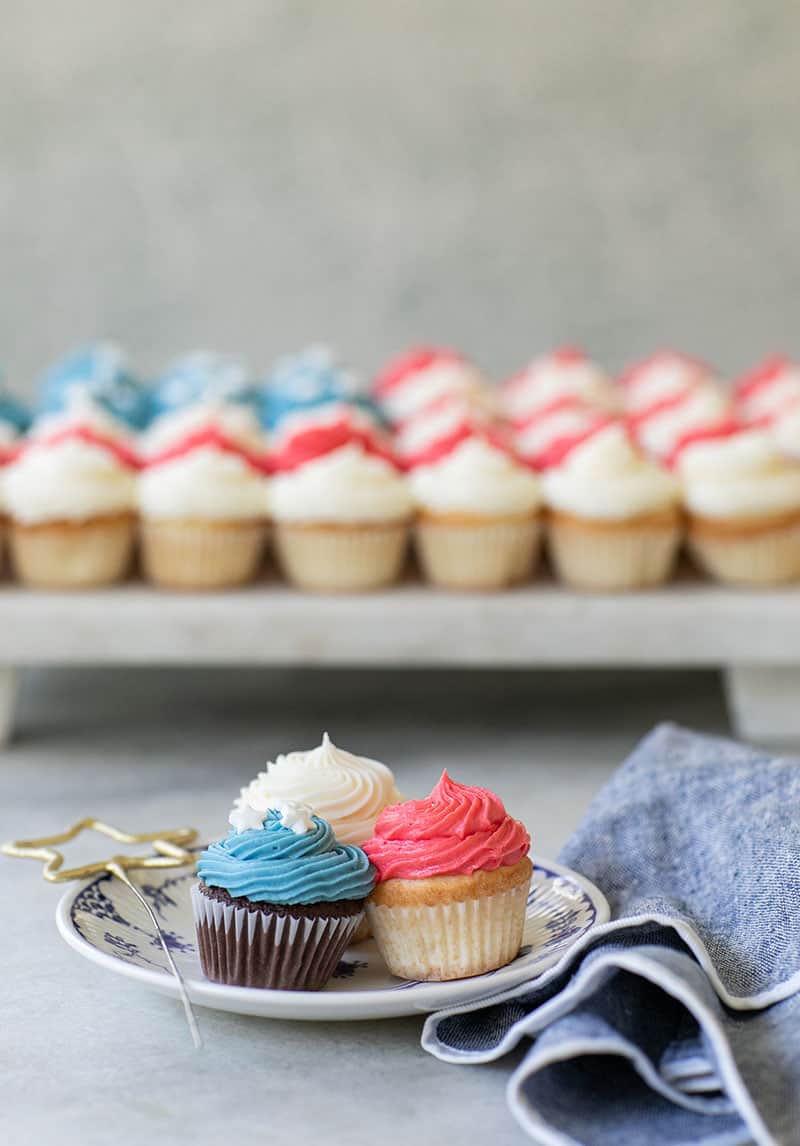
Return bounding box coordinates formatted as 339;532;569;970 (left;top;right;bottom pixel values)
1;1;798;390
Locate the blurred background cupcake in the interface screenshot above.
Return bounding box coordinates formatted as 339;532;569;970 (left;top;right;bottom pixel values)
4;388;138;588
137;368;270;590
676;423;800;585
541;419;682;591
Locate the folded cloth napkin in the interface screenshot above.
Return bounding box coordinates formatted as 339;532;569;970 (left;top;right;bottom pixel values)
422;723;800;1146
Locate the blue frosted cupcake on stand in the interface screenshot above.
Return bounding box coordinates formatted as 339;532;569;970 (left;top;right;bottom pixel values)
192;799;375;990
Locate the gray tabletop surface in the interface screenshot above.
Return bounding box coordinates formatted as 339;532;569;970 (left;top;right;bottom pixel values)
1;666;732;1146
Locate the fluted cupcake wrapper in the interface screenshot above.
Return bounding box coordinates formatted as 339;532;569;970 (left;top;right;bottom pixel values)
414;517;541;589
366;880;530;982
9;514;135;588
546;516;682;590
191;883;362;990
687;518;800;585
140;519;268;589
273;522;410;591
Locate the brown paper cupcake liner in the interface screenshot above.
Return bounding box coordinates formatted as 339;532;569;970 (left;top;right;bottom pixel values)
273;521;409;591
191;883;363;990
140;518;268;589
9;513;135;588
414;515;541;589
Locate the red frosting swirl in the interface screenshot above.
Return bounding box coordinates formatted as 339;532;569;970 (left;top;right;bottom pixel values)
361;770;530;881
271;422;398;473
18;426;141;470
373;347;464;397
144;425;271;474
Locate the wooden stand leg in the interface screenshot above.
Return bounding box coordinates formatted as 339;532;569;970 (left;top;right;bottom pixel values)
0;667;17;747
724;665;800;745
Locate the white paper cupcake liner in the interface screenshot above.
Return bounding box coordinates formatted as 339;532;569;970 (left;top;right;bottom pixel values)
415;517;541;589
687;518;800;585
140;519;268;589
191;883;362;990
366;880;530;981
546;516;682;590
9;515;135;588
273;522;409;591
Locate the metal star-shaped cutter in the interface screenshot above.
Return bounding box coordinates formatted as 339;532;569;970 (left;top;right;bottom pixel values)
2;818;203;1048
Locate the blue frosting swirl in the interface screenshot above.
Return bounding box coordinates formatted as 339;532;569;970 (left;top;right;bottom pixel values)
197;810;375;905
150;351;258;417
37;343;151;429
258;346;378;430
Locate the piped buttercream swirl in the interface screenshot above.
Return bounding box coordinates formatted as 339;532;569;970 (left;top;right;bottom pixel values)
362;770;530;881
234;733;403;846
197;807;375;904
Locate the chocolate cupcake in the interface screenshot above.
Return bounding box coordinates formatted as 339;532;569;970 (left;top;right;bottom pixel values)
192;799;375;990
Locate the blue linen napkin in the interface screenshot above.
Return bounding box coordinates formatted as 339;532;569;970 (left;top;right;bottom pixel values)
422;724;800;1145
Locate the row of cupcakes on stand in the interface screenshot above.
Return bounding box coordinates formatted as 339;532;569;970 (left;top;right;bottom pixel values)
1;344;800;591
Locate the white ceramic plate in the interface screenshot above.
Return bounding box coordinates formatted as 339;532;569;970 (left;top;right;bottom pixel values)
56;854;609;1021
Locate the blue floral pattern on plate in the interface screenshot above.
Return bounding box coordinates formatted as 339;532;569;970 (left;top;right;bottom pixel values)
60;855;608;1020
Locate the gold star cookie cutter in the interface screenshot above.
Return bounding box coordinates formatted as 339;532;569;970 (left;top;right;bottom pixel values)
2;818;203;1048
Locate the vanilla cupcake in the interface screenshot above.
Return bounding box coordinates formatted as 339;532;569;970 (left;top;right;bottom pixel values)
362;771;532;981
270;442;412;591
233;732;402;846
409;436;541;589
542;421;681;590
677;428;800;584
5;429;137;588
138;402;270;589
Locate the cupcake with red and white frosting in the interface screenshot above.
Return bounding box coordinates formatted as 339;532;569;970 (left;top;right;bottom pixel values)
675;423;800;584
270;432;412;591
514;398;615;471
5;390;138;587
362;771;532;981
137;401;270;589
541;420;681;590
502;347;619;423
373;347;492;426
408;434;541;589
620;352;716;413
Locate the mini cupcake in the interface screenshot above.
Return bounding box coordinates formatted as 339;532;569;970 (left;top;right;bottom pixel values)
5;396;138;588
374;347;492;426
362;771;532;981
502;347;619;423
541;421;682;590
393;395;497;467
676;425;800;585
270;441;413;591
409;436;541;589
233;732;402;846
138;401;270;589
193;799;375;990
514;398;615;468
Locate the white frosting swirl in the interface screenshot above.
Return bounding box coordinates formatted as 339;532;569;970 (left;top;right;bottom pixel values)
234;732;402;845
624;358;713;413
138;447;269;520
772;403;800;458
140;400;265;457
678;430;800;519
504;358;619;420
410;437;540;516
542;423;679;520
515;406;605;459
270;443;412;523
635;387;732;460
738;370;800;423
394;400;492;460
382;362;490;423
5;439;136;524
